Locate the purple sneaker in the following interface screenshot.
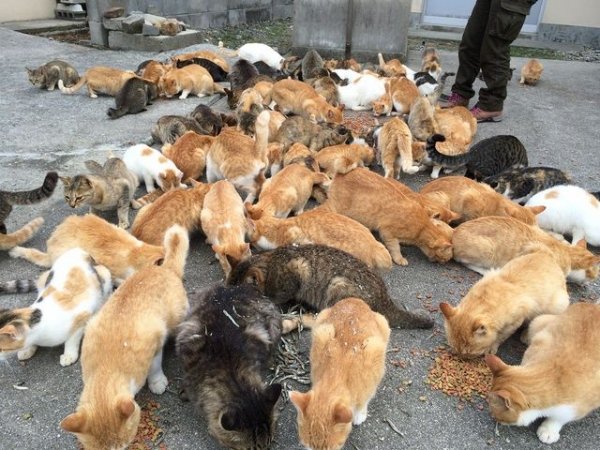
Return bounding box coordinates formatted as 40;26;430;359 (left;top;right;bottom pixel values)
438;92;469;108
470;104;503;123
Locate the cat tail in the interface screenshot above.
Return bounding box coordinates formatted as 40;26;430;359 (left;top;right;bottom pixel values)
387;299;434;329
217;41;238;57
161;224;189;278
0;218;44;251
0;279;37;295
253;110;271;164
107;106;128;120
245;203;263;220
58;75;86;94
377;53;386;67
3;172;58;205
425;134;470;166
332;157;360;175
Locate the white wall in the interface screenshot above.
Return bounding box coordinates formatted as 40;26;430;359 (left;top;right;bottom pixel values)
0;0;56;22
542;0;600;28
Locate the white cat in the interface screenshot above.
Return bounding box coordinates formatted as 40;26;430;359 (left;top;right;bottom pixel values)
337;74;386;111
237;43;285;70
123;144;185;193
0;248;112;366
332;68;362;83
526;185;600;246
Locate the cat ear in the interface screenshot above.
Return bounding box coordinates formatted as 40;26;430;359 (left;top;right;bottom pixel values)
26;67;33;74
487;390;513;410
59;176;72;186
116;396;136;418
332;403;353;424
0;324;20;340
289;391;312;416
60;411;87;433
485;354;510;375
527;205;546;215
220;411;240;431
472;320;487;336
575;239;588;249
212;243;224;255
439;302;456;319
264;383;282;406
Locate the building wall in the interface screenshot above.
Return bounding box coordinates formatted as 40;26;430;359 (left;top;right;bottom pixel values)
1;0;56;22
541;0;600;28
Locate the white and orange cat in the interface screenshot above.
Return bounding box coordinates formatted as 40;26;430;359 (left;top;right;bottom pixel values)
58;66;136;98
123;144;185;193
485;302;600;444
377;53;405;77
246;164;330;219
10;214;165;283
159;64;226;99
249;207;393;271
372;76;419;117
374;117;419;177
132;180;211;245
271;79;344;124
161;131;214;181
60;225;189;450
440;250;569;358
201;180;252;277
315;143;374;177
206;111;270;203
290;297;390;450
0;248;112;366
420;176;545;224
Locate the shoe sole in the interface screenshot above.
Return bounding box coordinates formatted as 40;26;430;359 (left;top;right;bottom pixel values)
476;116;503;123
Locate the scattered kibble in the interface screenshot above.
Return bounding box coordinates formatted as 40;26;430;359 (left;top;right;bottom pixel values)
130;401;166;450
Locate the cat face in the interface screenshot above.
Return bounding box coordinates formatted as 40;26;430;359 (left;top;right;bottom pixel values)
159;169;183;191
440;302;498;357
485;355;527;425
372;96;391;116
61;176;94;208
0;309;37;355
420;220;454;263
159;74;179;98
27;67;46;88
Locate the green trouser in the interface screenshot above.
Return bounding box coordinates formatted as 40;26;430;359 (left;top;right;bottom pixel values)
451;0;533;111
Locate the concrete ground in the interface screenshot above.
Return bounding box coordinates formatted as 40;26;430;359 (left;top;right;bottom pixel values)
0;27;599;450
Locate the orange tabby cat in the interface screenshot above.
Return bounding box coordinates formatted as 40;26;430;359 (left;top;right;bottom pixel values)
520;58;543;86
432;106;477;155
452;216;600;283
159;65;226;99
375;117;419;177
266;110;286;141
9;214;164;283
201;180;252;277
440;251;569;358
60;225;189;450
377;53;405;77
267;142;284;175
131;180;211;245
140;60;171;85
271;79;344;124
408;96;436;141
0;217;44;251
315;143;374;177
206;111;270;203
290;297;390;450
283;143;318;169
236;87;263;117
171;49;229;71
58;66;137;98
254;80;274;106
372;76;419;116
161;131;213;181
246;164;330;219
420;176;545;224
250;207;393;271
323;168;453;266
485;302;600;444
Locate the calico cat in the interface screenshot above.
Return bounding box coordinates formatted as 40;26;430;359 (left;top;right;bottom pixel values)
377;53;405;77
249;208;394;271
408;96;436;141
161;131;213;181
315;143;374;177
440;251;569;358
27;60;79;90
290;297;390;450
172;49;229;72
0;248;112;366
420;176;545;225
201;180;252;277
107;76;158;119
175;57;229;81
526;185;600;246
58;66;136;98
159;65;226;99
482;167;572;204
426;134;528;179
60;226;189;450
246;164;330;219
176;284;285;450
237;43;285;70
206;111;270;203
374;117;418;177
451;216;600;283
123;144;185;193
485;303;600;444
302;49;325;80
227;244;433;329
61;157;140;229
10;214;165;283
132;180;211;245
271;79;344;124
324;168;454;266
151;115;207;144
520;58;544;86
421;45;442;80
0;171;57;250
189;104;224;136
337;73;386;111
274;116;351;153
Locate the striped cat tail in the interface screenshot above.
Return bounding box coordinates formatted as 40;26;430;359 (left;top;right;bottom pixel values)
107;106;127;119
161;225;189;279
0;217;44;251
425;134;470;166
4;172;58;205
0;279;37;295
58;75;86;94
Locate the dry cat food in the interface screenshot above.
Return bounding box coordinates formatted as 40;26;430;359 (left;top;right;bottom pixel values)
343;113;378;135
426;346;492;402
130;400;167;450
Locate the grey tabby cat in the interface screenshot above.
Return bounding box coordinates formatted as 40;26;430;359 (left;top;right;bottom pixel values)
274;116;352;153
227;244;434;329
301;49;324;81
107;77;158;119
189;104;223;136
27;60;79;91
60;157;139;228
151;115;207;144
426;134;528;180
176;284;284;450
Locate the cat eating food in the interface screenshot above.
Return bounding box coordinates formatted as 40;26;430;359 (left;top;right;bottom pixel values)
159;64;226;99
107;76;158;119
161;131;213;181
58;66;136;98
519;58;544;86
27;60;79;91
271;79;344;124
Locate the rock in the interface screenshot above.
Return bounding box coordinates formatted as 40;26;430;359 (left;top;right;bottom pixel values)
122;15;145;34
142;22;161;37
103;7;124;19
102;17;123;31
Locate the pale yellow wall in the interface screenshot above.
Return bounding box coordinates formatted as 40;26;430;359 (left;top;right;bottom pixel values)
542;0;600;28
411;0;423;13
1;0;56;22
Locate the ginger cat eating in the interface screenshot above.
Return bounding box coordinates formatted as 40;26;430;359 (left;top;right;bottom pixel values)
58;66;136;98
271;79;344;124
315;143;374;177
159;64;226;99
161;131;213;181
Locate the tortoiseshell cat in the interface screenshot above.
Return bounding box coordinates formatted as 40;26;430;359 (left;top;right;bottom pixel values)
227;244;433;329
60;157;140;229
27;60;79;91
426;134;528;179
176;284;286;450
482;167;572;204
0;171;57;250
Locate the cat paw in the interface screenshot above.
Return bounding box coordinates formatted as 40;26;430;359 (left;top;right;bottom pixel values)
353;409;368;425
17;346;37;361
392;256;409;266
148;374;168;394
537;421;561;444
118;221;130;229
60;352;79;367
8;247;23;258
403;166;420;175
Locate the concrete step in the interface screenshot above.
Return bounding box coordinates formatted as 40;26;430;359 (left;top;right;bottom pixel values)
1;18;87;34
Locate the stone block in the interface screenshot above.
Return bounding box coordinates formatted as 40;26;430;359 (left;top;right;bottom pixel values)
102;17;124;31
246;8;271;23
103;6;125;18
228;9;245;27
122;14;145;34
273;4;293;19
142;22;161;36
228;0;271;9
160;0;212;15
89;19;109;47
108;29;203;52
